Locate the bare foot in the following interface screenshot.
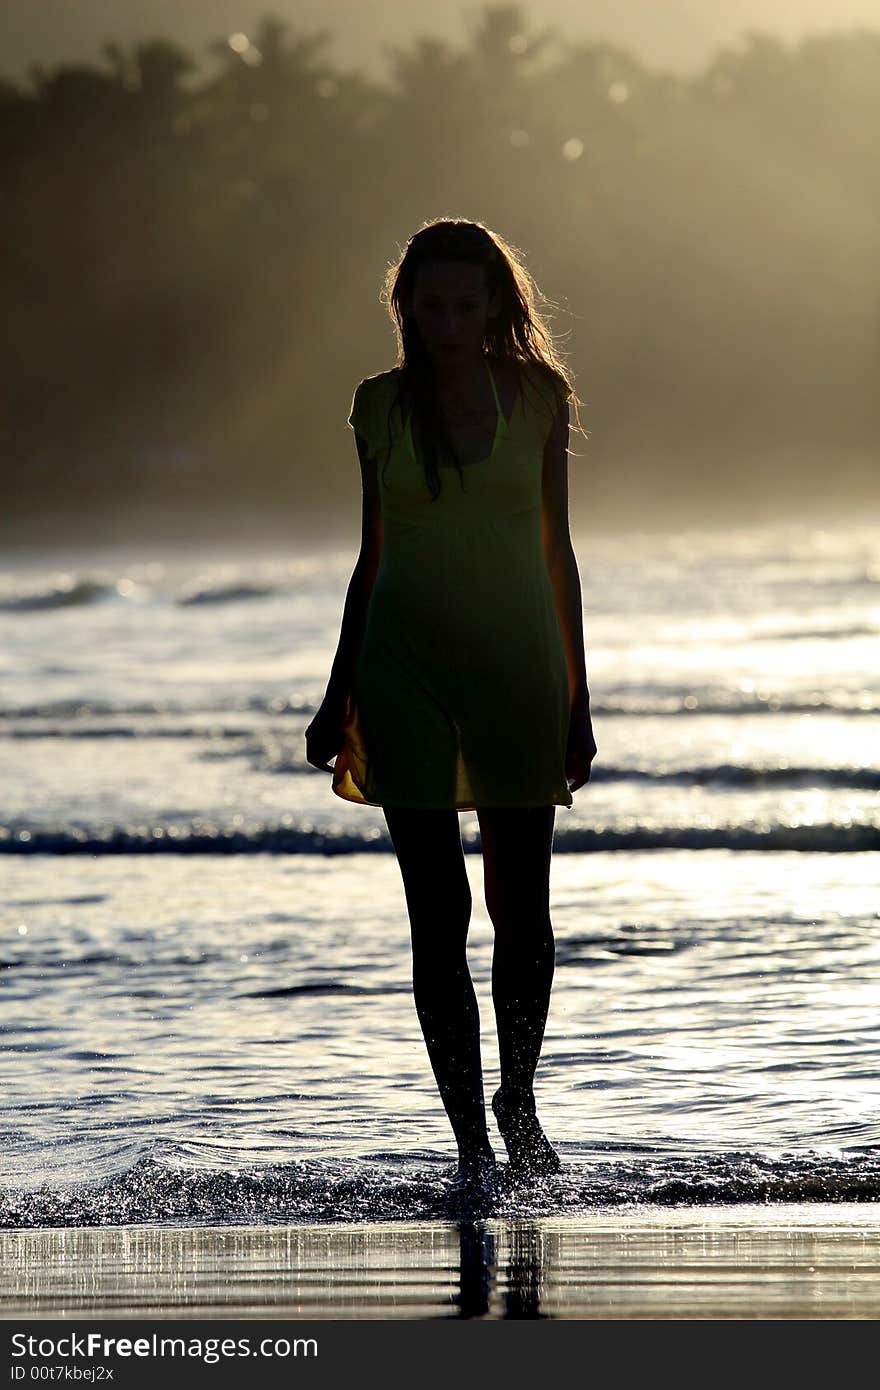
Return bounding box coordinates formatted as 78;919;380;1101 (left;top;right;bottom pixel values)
491;1088;562;1180
449;1148;499;1201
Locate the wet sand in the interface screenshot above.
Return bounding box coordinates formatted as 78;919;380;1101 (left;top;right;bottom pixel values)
2;1205;879;1319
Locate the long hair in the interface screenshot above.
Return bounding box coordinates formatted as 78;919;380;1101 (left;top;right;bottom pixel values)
378;217;586;500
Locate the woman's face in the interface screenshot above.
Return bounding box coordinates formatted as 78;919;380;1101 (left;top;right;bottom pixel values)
406;259;500;364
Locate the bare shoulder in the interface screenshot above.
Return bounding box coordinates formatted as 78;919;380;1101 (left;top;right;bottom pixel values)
518;360;569;424
357;367;402;396
519;358;566;396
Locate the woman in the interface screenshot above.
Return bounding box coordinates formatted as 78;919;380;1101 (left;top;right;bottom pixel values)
305;218;596;1197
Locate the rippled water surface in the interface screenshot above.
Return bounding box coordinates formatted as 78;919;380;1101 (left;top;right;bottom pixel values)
1;522;878;1226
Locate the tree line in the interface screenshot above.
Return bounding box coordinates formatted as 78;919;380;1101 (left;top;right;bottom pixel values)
3;3;878;534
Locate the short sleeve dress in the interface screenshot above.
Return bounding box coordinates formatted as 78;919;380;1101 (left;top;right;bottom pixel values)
331;356;573;812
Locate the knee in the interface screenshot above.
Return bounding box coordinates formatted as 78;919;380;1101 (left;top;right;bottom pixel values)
489;901;555;966
406;869;471;929
484;884;552;937
412;938;470;1001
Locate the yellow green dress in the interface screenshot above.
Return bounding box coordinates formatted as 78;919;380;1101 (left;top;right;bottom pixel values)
332;356;573;812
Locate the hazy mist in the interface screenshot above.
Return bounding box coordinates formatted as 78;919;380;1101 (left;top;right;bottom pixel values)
6;0;880;81
3;2;878;544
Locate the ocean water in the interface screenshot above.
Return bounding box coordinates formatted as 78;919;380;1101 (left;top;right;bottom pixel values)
1;521;878;1228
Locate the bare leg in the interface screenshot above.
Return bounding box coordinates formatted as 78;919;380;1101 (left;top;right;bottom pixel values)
383;805;495;1176
476;804;562;1178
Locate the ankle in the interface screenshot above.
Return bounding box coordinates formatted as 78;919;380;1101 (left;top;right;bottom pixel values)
493;1085;536;1113
457;1141;496;1167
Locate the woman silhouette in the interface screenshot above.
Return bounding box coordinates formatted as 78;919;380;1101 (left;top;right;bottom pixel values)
305;218;596;1197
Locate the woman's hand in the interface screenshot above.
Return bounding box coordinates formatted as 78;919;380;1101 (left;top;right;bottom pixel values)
566;707;597;794
305;689;348;774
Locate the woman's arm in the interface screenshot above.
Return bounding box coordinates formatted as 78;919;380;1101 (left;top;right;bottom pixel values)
541;397;596;791
305;430;382;772
541;399;590;715
323;431;383;705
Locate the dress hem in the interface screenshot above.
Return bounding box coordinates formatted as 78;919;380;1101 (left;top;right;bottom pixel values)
331;782;573;812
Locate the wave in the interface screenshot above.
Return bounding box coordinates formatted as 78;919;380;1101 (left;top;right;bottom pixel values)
0;692;876;724
0;579;113;611
3;1148;880;1229
593;694;880;716
611;765;880;789
755;624;879;642
0;572;322;613
175;582;276;606
0;696;316;720
2;820;877;855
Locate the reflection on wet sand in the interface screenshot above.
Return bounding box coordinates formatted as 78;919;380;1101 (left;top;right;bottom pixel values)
2;1206;880;1320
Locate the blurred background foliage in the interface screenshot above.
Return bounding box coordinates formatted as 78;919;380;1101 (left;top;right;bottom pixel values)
3;3;877;539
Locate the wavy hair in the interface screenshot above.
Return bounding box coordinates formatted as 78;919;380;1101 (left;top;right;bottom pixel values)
375;217;586;500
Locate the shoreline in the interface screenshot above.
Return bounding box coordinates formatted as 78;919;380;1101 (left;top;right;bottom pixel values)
3;1204;879;1320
